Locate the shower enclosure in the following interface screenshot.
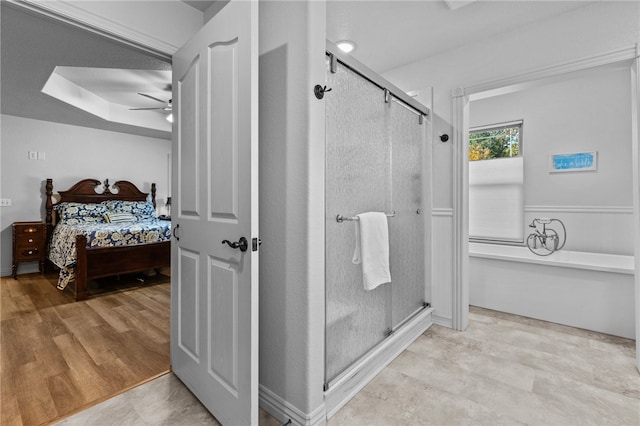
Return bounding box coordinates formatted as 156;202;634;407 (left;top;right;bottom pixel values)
324;44;432;392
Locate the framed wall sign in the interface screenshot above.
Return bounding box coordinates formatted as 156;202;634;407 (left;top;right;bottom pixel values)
549;151;597;172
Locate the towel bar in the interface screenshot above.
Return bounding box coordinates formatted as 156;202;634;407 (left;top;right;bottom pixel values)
336;211;396;223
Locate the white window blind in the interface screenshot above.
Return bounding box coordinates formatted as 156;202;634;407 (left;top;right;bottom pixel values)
469;156;524;243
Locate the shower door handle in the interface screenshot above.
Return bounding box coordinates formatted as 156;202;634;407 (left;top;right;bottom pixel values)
222;237;248;252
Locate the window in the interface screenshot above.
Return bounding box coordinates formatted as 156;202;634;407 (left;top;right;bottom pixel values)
469;121;521;161
468;121;524;244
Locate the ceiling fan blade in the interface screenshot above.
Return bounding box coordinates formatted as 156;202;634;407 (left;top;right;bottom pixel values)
129;107;163;111
137;92;167;103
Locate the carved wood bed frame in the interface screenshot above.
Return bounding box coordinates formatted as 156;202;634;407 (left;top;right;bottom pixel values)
45;178;171;301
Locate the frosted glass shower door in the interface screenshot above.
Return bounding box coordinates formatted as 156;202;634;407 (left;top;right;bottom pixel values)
325;64;392;383
389;101;426;327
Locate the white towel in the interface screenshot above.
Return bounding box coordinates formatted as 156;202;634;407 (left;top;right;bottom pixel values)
352;212;391;290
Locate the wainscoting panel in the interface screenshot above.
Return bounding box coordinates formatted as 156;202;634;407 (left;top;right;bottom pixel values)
431;209;453;326
524;205;633;255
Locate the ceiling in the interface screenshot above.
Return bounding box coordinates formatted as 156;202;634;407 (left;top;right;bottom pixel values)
181;0;217;12
326;0;598;73
1;1;598;140
42;66;172;131
0;4;172;140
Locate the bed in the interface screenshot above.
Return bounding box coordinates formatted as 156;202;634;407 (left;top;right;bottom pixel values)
45;178;172;301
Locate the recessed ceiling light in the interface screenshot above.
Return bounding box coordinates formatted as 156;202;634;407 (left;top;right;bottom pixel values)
336;40;356;54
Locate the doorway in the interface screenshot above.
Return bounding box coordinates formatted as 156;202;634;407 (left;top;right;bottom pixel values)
0;3;173;424
452;47;640;369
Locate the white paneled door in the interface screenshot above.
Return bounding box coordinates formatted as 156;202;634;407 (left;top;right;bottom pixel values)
170;1;259;425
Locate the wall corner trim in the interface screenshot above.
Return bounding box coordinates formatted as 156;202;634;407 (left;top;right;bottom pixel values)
451;94;470;331
432;207;454;217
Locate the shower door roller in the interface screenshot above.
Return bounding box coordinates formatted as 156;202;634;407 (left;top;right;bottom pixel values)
221;237;248;252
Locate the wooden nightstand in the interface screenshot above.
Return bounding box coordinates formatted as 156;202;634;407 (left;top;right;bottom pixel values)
12;221;46;279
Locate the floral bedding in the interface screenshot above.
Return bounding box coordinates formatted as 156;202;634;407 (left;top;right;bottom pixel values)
49;200;171;290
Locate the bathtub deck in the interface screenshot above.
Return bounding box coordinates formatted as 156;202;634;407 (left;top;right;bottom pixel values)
469;242;634;274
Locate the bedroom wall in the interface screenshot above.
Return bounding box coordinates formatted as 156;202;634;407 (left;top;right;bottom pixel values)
0;114;171;277
382;0;640;327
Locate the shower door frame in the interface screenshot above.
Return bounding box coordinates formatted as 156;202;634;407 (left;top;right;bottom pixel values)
451;46;640;371
323;41;435;416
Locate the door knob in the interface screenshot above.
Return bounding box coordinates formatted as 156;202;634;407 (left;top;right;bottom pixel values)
221;237;248;252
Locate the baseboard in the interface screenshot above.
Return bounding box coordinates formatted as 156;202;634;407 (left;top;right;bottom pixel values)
1;264;40;278
432;313;452;328
324;308;433;419
259;385;326;426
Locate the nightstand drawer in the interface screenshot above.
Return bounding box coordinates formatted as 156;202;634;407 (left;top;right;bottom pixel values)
16;247;41;260
16;233;44;247
15;225;43;235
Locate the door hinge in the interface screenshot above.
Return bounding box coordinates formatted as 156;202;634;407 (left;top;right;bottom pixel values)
252;237;262;252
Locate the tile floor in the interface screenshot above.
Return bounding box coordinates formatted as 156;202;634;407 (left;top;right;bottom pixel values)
54;307;640;425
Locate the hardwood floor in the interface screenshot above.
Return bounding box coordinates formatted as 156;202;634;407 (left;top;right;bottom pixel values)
1;271;171;426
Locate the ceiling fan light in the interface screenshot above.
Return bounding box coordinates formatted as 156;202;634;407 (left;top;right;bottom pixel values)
336;40;356;54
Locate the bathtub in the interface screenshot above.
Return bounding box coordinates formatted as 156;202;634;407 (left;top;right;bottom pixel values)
469;242;635;339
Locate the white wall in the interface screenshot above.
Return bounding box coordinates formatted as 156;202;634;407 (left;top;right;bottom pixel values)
0;114;171;276
470;67;633;255
258;1;327;424
384;0;640;326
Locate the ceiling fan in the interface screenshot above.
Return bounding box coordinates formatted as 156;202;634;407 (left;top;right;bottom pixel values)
129;93;172;111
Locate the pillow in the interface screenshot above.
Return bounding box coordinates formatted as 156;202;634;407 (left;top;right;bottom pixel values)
103;212;136;224
54;202;108;223
102;200;155;220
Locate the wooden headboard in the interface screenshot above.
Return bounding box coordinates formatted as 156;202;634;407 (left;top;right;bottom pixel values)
45;178;156;243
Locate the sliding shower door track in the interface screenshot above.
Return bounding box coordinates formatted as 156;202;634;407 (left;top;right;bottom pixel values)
324;302;432;391
326;40;430;119
323;305;434;418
